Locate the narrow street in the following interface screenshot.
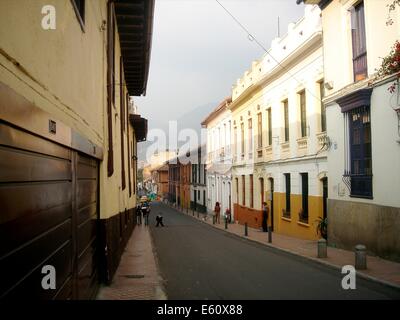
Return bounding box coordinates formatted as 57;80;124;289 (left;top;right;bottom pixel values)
149;202;400;300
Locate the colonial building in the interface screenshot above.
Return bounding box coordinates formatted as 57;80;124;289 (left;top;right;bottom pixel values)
202;98;233;218
0;0;154;299
151;164;169;199
167;154;191;210
300;0;400;261
190;145;207;213
230;5;326;240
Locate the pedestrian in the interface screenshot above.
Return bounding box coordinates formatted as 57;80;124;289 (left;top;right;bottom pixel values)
214;202;221;224
262;202;269;232
225;207;231;223
156;213;164;227
136;204;142;225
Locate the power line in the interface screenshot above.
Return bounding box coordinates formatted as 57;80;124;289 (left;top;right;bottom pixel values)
214;0;321;102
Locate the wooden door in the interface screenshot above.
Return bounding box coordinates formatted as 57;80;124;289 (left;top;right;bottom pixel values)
0;122;99;299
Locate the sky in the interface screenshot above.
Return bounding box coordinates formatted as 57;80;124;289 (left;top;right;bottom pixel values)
136;0;305;160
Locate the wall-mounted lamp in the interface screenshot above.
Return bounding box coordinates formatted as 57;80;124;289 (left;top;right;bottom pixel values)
324;81;334;90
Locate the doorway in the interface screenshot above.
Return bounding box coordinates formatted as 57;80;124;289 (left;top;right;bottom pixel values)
269;178;274;231
322;177;328;220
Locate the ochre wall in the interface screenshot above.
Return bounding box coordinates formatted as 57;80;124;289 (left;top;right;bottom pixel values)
272;192;322;240
234;192;323;240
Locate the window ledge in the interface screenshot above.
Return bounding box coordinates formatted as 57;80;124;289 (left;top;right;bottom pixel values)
265;145;272;153
297;137;308;149
349;194;373;200
297;221;310;227
281;216;292;222
281;142;290;150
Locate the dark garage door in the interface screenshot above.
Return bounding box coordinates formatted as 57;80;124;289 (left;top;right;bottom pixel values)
0;121;99;299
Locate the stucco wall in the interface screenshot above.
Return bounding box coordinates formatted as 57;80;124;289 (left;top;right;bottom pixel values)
328;199;400;262
0;0;138;220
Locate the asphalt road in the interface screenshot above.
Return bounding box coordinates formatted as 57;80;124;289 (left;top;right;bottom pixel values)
149;202;400;300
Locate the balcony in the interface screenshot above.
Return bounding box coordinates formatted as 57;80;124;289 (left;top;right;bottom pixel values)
316;132;327;148
296;137;308;150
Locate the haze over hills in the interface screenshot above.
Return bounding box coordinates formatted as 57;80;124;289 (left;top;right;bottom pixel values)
138;102;217;162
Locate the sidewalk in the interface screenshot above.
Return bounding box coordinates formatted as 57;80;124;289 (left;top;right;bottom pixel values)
173;204;400;289
96;224;167;300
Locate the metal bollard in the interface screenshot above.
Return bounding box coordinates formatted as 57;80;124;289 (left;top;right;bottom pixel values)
317;238;327;258
268;226;272;243
225;218;228;230
213;215;215;225
245;223;248;236
355;244;367;270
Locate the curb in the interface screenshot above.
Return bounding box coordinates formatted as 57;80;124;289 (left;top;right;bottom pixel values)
167;202;400;292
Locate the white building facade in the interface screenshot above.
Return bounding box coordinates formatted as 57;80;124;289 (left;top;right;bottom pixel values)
302;0;400;261
230;5;326;240
202;98;233;219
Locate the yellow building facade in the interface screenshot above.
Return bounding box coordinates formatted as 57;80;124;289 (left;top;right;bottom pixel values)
0;0;153;299
231;5;327;240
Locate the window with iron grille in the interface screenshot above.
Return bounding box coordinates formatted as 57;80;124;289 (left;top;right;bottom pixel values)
345;106;373;198
257;113;262;148
242;175;245;206
234;126;238;158
236;177;239;204
248;118;253;156
300;173;308;223
319;80;326;132
267;108;272;146
351;1;368;82
284;173;291;217
299;90;307;138
250;174;254;208
240;123;245;155
283;100;289;142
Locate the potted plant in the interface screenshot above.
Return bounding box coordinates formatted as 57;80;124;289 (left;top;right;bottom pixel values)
315;217;327;240
372;40;400;94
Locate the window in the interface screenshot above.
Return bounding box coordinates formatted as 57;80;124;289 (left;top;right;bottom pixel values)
248;118;253;156
223;123;226;149
234;126;238;158
284;173;291;217
351;1;367;82
71;0;85;29
107;2;115;177
235;177;239;204
257;113;263;148
242;175;245;206
283;100;289;142
267;108;272;146
348;106;372;197
299;91;307;138
319;80;326;132
240;123;245;156
198;190;200;200
338;88;373;198
300;173;309;223
120;57;126;190
250;174;254;208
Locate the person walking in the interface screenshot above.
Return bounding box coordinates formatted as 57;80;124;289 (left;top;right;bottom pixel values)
214;202;221;224
225;207;231;223
156;213;164;227
136;204;142;225
262;202;269;232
